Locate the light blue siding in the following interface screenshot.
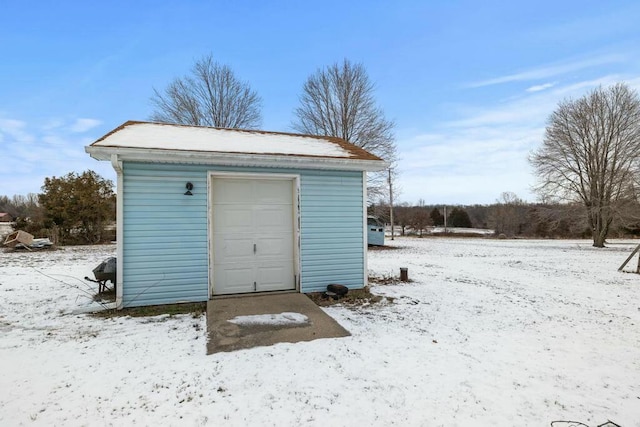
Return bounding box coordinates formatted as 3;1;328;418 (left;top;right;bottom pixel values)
121;162;364;307
299;171;364;292
121;163;208;307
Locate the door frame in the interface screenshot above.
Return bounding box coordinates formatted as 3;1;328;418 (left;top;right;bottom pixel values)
207;171;301;297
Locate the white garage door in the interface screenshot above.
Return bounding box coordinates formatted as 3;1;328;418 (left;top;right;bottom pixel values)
211;177;296;295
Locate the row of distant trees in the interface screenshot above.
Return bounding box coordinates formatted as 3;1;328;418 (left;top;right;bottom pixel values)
370;191;640;239
4;175;639;246
0;171;115;245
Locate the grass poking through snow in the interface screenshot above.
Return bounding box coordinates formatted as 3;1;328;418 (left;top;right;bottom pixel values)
306;286;393;307
92;302;206;318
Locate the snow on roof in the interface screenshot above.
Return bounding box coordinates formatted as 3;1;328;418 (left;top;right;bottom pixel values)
89;121;382;162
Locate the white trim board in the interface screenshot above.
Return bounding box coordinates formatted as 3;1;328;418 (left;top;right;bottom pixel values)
110;155;124;309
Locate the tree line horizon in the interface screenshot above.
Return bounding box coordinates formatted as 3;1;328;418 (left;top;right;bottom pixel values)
369;193;640;240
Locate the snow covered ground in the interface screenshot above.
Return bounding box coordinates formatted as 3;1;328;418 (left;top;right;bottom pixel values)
1;238;639;426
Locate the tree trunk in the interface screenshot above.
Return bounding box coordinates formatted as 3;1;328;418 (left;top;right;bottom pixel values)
592;230;606;247
590;215;609;247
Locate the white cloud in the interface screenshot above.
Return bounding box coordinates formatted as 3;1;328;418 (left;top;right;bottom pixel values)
526;82;556;92
400;171;530;205
42;134;67;146
449;75;623;129
397;125;541;205
551;75;625;96
69;118;102;133
467;54;625;88
395;74;640;205
41;119;64;131
0;116;115;197
0;118;35;144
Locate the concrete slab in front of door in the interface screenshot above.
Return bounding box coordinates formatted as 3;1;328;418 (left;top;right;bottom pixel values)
206;293;350;354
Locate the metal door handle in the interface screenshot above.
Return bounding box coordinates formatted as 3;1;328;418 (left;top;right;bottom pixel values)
254;243;257;253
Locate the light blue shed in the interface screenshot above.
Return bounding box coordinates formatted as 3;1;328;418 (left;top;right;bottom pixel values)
86;121;387;308
367;216;385;246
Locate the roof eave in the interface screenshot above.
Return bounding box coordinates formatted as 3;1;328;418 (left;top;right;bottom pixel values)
85;146;388;172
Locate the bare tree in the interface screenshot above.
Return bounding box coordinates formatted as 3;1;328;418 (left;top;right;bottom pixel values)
150;54;262;129
489;192;527;237
409;199;431;237
394;203;412;236
531;83;640;247
292;59;397;199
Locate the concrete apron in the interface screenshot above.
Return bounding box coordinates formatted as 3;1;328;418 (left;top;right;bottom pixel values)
206;293;351;354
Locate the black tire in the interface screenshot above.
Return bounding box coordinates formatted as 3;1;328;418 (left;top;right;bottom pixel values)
327;284;349;296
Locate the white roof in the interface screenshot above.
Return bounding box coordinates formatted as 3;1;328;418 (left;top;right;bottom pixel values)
86;121;387;172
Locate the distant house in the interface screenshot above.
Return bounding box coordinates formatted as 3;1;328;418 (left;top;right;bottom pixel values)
0;213;13;222
86;121;387;309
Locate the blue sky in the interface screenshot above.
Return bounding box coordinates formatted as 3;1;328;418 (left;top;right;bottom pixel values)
1;1;640;205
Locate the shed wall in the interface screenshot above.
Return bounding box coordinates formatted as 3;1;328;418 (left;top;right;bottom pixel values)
121;162;364;307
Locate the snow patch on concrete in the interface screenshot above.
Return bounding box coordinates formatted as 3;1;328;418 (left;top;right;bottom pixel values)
228;312;309;326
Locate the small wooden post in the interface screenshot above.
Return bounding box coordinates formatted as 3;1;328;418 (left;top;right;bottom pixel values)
400;267;408;282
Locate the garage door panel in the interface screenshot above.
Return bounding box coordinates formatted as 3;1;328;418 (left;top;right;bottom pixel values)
257;263;294;291
213;207;253;230
255;234;294;258
214;235;254;261
256;206;292;230
214;265;255;294
211;176;296;296
212;179;254;204
255;180;292;203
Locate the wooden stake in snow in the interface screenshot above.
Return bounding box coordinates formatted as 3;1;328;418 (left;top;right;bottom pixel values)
618;243;640;273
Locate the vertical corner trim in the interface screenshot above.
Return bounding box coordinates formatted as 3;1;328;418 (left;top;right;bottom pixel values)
362;171;368;288
111;154;124;309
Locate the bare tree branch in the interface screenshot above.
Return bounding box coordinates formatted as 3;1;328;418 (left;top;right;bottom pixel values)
292;59;397;200
150;54;262;129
